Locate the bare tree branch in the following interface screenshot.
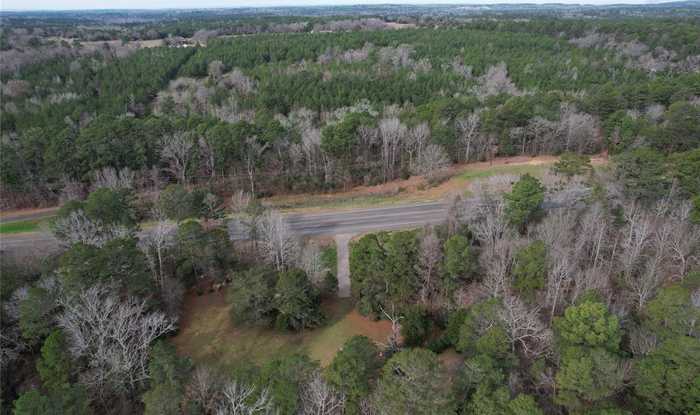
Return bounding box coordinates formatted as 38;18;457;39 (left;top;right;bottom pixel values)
161;132;194;184
499;295;552;358
52;210;133;247
216;381;273;415
57;284;175;398
299;371;346;415
259;210;299;271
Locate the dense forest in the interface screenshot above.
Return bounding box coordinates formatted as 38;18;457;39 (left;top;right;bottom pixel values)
2;14;699;206
1;5;700;415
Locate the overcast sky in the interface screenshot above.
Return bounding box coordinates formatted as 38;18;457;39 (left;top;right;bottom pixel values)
2;0;674;12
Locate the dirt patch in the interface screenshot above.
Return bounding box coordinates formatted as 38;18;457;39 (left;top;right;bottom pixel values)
343;309;393;342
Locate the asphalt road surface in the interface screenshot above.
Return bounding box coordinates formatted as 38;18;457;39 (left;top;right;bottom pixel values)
286;202;447;236
1;202;448;254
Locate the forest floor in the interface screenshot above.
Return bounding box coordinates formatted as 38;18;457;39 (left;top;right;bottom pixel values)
171;290;392;369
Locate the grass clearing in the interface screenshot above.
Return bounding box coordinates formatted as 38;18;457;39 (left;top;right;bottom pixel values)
0;218;45;234
270;192;430;212
455;162;550;182
171;291;391;369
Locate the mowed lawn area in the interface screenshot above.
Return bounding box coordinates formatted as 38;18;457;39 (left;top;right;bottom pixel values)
171;291;392;368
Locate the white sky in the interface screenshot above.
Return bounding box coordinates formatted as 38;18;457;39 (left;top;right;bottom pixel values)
2;0;675;12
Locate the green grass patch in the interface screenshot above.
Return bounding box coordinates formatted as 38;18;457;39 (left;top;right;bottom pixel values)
171;294;391;369
270;192;419;211
0;218;46;234
455;163;550;182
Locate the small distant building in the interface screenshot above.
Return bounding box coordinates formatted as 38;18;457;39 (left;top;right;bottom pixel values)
165;36;196;48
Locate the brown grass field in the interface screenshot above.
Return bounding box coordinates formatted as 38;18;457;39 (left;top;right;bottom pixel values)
171;290;392;368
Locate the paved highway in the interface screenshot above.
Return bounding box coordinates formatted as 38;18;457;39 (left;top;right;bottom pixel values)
287;202;447;236
1;202;449;254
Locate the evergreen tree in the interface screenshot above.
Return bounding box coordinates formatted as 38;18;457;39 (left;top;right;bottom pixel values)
504;174;545;232
325;336;381;414
374;349;455;415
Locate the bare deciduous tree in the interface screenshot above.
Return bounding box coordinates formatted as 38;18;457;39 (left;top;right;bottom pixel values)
379;304;403;353
416;227;442;306
301;125;323;177
216;381;273;415
536;210;577;253
208;60;225;81
221;68;256;95
379;117;406;182
405;122;430;168
299;242;329;291
52;210;132;247
536;210;580;319
546;254;574;321
359;399;379;415
0;327;25;370
60;175;86;203
476;62;520;97
92;167;134;190
544;175;592;209
461;181;510;250
411;144;450;179
299;371;346;415
187;366;223;414
668;202;700;279
161;132;194;184
456;112;481;162
572;267;611;305
140;208;176;291
230;190;252;215
629;219;671;312
556;103;599;154
617;206;658;311
199;137;216;179
242;137;270;196
525;117;558;155
574;203;610;270
1;288;28;370
499;295;552;358
57;284;175;398
259;210;299;271
377;45;414;69
481;238;517;298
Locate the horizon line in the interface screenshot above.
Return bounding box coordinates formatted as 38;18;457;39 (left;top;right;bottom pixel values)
1;0;690;14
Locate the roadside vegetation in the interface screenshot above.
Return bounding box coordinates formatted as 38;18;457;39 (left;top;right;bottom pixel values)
0;218;44;234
